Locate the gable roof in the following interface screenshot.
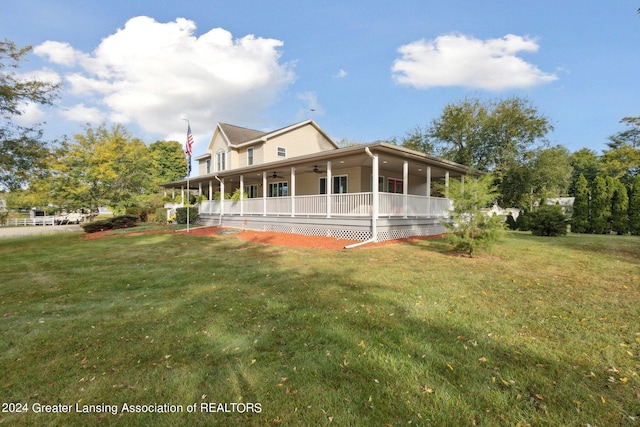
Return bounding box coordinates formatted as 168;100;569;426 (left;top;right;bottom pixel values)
218;123;268;146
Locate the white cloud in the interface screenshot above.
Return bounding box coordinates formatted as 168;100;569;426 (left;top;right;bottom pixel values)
13;103;46;126
61;103;106;123
334;69;348;78
33;41;86;67
34;16;295;142
392;33;557;90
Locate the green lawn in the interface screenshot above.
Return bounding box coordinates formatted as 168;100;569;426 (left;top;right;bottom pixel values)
0;230;638;426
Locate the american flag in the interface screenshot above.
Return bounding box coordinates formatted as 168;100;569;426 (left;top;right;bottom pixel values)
185;123;194;157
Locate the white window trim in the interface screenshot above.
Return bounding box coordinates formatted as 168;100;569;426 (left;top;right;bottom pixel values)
247;147;254;166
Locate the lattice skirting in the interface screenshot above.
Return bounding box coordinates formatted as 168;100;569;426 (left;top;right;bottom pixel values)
198;214;447;243
262;224;372;242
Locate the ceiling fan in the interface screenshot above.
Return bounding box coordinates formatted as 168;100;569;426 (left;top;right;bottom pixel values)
270;171;284;179
310;165;324;174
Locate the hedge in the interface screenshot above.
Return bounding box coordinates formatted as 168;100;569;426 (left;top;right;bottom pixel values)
81;215;138;233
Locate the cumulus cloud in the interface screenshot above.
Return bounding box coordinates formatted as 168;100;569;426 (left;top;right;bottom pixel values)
33;16;295;141
392;33;557;90
61;103;106;123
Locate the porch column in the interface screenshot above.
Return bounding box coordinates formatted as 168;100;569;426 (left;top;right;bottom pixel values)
403;160;408;218
219;178;225;216
445;171;450;198
262;171;267;216
163;188;167;198
371;153;379;241
181;186;184;206
290;167;296;217
198;182;202;197
208;180;213;214
426;167;431;216
172;188;175;200
461;175;465;194
326;161;332;218
240;175;244;216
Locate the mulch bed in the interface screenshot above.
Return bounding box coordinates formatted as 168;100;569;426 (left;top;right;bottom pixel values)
84;226;444;250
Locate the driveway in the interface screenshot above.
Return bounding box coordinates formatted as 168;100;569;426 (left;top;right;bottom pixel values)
0;224;83;238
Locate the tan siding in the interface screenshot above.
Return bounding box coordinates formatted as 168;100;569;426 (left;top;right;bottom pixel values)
263;125;335;163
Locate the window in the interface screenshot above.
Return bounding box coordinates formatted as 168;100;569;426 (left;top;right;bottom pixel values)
277;147;286;158
206;159;211;174
388;178;403;194
247;147;254;166
215;151;226;172
333;175;348;194
319;176;348;194
244;184;259;198
268;181;288;197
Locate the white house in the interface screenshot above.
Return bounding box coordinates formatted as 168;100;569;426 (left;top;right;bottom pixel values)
162;120;475;244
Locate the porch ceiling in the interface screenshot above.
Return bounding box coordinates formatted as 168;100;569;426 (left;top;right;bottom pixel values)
163;142;470;189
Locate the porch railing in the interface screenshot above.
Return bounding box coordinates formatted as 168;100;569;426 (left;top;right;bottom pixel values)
199;193;451;218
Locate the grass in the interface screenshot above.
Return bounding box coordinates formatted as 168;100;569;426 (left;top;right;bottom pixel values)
0;230;638;426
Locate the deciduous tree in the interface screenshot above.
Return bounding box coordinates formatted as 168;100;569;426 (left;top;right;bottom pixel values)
0;40;60;190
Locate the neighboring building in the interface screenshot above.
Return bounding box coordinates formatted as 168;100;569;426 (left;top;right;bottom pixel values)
162;120;475;245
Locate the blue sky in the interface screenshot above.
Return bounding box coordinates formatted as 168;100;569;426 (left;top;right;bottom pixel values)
1;1;639;158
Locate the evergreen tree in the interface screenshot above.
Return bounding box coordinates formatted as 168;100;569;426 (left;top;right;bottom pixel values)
530;203;568;236
629;175;640;235
571;174;590;233
505;213;517;230
610;179;629;235
590;176;611;234
444;174;503;257
515;209;531;231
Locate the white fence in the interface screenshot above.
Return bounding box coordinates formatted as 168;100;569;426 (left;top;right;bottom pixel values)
199;193;451;218
4;217;57;226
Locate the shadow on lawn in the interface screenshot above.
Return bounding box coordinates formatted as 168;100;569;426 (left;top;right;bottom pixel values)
160;252;624;426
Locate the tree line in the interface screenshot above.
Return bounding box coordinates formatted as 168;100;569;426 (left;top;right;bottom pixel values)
394;96;640;235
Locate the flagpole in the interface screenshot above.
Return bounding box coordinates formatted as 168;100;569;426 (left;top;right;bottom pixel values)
183;119;194;233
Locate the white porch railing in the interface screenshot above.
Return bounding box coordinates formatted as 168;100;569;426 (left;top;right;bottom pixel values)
199;193;450;218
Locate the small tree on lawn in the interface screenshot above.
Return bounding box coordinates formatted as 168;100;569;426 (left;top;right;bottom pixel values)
571;174;590;233
444;174;503;257
515;209;531;231
611;179;629;235
530;203;568;236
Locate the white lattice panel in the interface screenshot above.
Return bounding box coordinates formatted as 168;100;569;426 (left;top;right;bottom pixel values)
263;224;371;241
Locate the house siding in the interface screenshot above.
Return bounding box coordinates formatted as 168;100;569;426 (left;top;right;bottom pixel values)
262;126;335;163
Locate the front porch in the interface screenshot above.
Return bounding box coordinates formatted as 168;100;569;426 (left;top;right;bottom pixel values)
195;192;451;242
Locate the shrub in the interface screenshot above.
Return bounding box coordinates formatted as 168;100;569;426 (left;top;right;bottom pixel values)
81;215;138;233
505;213;517;230
175;207;198;224
126;207;150;222
530;204;567;236
515;209;531;231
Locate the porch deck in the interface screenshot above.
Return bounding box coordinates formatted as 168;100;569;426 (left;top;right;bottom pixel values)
194;193;451;242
